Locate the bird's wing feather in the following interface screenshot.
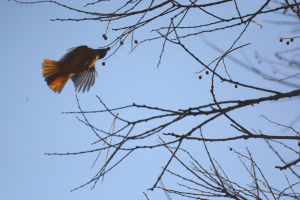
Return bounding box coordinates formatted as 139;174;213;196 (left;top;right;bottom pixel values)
71;65;98;93
59;45;88;62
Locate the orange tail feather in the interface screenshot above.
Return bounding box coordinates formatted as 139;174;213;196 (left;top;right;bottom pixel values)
42;59;70;94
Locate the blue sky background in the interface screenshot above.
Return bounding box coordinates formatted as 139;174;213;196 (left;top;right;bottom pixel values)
1;0;299;199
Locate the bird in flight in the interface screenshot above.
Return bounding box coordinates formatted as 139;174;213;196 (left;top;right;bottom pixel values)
42;45;110;94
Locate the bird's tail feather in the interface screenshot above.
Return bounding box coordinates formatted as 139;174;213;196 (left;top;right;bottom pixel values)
42;59;70;94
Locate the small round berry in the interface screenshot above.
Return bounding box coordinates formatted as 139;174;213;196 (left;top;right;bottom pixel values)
279;38;283;42
199;75;202;79
206;71;209;75
104;36;108;40
102;62;106;66
102;34;106;38
286;41;290;45
290;38;294;42
134;40;138;44
235;85;238;88
120;41;124;45
230;148;233;151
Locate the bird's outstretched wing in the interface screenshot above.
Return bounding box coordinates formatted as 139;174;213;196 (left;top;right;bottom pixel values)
71;65;98;93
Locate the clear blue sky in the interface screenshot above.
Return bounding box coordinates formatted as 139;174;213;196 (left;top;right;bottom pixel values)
1;1;299;200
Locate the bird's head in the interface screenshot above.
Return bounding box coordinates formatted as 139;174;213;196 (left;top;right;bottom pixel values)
95;47;110;60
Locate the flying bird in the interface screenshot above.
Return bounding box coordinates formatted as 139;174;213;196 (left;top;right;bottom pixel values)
42;45;110;93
